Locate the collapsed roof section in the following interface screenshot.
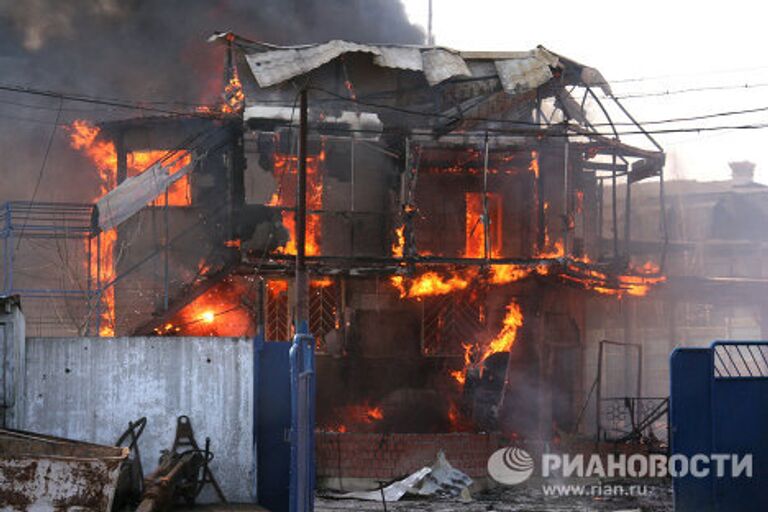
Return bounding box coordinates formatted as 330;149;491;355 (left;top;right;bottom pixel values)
217;34;664;184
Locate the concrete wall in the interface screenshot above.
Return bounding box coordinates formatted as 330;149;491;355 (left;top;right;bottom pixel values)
19;336;254;502
0;295;25;428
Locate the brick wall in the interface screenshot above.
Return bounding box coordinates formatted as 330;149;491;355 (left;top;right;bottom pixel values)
316;432;503;480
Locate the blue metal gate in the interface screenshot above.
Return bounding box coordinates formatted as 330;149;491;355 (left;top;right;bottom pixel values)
254;328;315;512
671;341;768;512
254;333;291;511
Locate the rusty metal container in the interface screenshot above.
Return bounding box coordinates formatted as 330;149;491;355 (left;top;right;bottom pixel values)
0;429;128;511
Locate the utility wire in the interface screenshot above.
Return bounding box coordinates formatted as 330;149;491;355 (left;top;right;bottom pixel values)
611;82;768;100
306;86;768;137
602;64;768;85
5;80;768;143
15;97;64;250
0;83;222;118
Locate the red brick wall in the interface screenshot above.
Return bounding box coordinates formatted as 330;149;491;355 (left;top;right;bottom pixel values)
316;432;503;480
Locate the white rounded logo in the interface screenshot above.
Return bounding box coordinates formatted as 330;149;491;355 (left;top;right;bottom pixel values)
487;447;534;485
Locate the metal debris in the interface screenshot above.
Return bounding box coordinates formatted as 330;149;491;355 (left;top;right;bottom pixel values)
0;428;128;511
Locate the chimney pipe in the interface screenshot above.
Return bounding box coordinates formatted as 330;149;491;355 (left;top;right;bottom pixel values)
729;161;756;187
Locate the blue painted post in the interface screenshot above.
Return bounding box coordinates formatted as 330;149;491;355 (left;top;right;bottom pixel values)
289;322;315;512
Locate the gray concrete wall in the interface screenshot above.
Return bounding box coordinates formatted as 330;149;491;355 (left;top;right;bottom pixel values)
19;336;254;502
0;295;25;428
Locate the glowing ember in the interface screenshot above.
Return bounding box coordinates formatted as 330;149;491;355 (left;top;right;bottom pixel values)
529;150;540;178
320;402;385;432
392;225;405;258
366;407;384;422
156;278;254;337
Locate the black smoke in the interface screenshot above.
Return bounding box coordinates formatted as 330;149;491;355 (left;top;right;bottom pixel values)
0;0;424;201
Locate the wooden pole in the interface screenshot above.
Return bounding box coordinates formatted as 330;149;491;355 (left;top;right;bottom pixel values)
295;89;309;332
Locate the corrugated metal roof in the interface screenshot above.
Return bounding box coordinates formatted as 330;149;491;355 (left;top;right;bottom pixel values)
494;48;559;94
237;40;607;94
244;40;381;88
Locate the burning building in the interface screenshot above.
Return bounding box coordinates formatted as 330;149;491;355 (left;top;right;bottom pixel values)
1;35;668;487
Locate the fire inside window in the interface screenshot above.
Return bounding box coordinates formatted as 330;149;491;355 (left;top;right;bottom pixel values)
465;192;502;258
126;150;192;207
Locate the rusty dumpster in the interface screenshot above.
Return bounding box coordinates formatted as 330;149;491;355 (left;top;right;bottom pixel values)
0;429;129;511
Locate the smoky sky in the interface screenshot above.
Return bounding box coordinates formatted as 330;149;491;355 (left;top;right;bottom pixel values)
0;0;423;100
0;0;423;202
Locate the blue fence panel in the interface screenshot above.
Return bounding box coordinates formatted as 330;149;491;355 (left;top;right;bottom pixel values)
670;347;712;511
671;341;768;512
255;334;292;512
709;342;768;512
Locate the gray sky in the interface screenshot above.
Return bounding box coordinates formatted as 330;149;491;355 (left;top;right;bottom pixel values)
402;0;768;183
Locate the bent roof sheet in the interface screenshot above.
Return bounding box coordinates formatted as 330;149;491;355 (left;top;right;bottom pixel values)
229;37;611;95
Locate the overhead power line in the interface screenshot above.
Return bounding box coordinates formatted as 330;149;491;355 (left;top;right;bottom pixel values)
3;81;768;139
611;82;768;100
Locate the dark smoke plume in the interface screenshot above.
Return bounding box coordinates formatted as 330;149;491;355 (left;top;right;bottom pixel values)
0;0;423;201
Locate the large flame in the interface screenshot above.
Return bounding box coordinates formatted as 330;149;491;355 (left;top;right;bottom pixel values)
268;151;325;256
450;300;524;386
69;120;116;336
68;120;195;336
391;269;477;299
480;301;524;361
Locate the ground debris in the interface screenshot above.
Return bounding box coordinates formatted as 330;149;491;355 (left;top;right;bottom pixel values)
316;479;672;511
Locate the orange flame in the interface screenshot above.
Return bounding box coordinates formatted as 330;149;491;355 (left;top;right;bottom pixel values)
269;151;325;256
321;402;384;432
68;120;196;336
529;150;540;178
155;278;254;336
222;70;245;114
450;342;473;385
490;264;532;285
69;121;116;336
392;225;405;258
480;301;523;361
391;270;475;299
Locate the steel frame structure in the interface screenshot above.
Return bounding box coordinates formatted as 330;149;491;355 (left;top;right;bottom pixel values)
0;201;105;334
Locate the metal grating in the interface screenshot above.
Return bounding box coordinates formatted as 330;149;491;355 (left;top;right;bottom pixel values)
421;291;485;356
600;397;669;445
266;280;291;341
714;343;768;378
309;281;337;352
